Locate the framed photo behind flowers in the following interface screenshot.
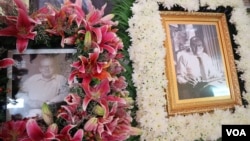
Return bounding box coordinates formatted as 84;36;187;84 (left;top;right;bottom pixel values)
6;49;76;120
160;11;242;116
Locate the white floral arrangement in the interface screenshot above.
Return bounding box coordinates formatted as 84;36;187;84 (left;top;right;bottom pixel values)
128;0;250;140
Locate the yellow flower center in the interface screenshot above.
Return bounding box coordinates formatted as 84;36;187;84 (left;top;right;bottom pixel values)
18;27;27;35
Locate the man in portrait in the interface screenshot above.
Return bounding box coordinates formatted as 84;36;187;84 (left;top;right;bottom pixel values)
176;35;227;99
14;55;69;118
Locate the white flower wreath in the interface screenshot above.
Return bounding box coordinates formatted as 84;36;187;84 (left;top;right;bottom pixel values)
128;0;250;140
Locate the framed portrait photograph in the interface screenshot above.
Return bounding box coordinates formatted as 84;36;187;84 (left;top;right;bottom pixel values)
30;0;64;10
160;11;242;116
29;0;113;15
6;49;76;120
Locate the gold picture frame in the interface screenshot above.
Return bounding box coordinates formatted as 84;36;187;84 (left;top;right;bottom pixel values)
160;11;242;116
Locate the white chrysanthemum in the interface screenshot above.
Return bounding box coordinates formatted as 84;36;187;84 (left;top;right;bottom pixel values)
201;0;243;9
242;92;250;103
161;0;199;11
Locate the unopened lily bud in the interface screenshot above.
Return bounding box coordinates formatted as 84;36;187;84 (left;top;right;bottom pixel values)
84;31;91;49
48;123;58;133
125;97;134;106
129;127;143;136
93;105;105;116
42;103;53;125
64;36;76;45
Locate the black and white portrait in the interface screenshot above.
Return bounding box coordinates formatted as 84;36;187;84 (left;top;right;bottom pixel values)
169;24;229;100
34;0;113;15
7;49;76;119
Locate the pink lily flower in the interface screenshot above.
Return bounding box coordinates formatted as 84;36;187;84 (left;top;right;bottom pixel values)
108;60;124;76
84;0;117;28
30;3;57;22
90;25;123;60
78;1;118;51
68;47;111;85
0;8;37;53
97;103;125;138
84;102;141;140
0;120;28;140
32;4;71;47
64;93;82;105
56;124;84;141
24;119;57;141
79;1;120;50
34;0;85;47
101;124;140;141
44;9;68;47
99;25;124;55
0;58;15;69
0;0;38;53
57;104;86;125
84;1;105;28
57;104;77;124
111;76;128;92
61;0;85;27
82;79;126;118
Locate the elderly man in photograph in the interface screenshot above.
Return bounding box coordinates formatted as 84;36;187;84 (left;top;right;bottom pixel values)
176;36;225;99
16;56;69;117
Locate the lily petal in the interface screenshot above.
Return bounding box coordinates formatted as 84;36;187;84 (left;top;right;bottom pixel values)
72;129;84;141
68;70;79;85
84;117;98;131
105;118;119;135
99;99;109;118
16;9;36;38
26;119;45;140
92;27;102;44
101;44;116;55
89;47;99;63
82;95;92;111
71;60;83;69
16;38;29;53
92;70;112;81
100;14;118;26
102;32;116;42
107;95;126;104
0;26;18;37
0;58;15;69
64;35;76;45
97;79;110;97
60;124;75;135
14;0;28;14
43;132;55;139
